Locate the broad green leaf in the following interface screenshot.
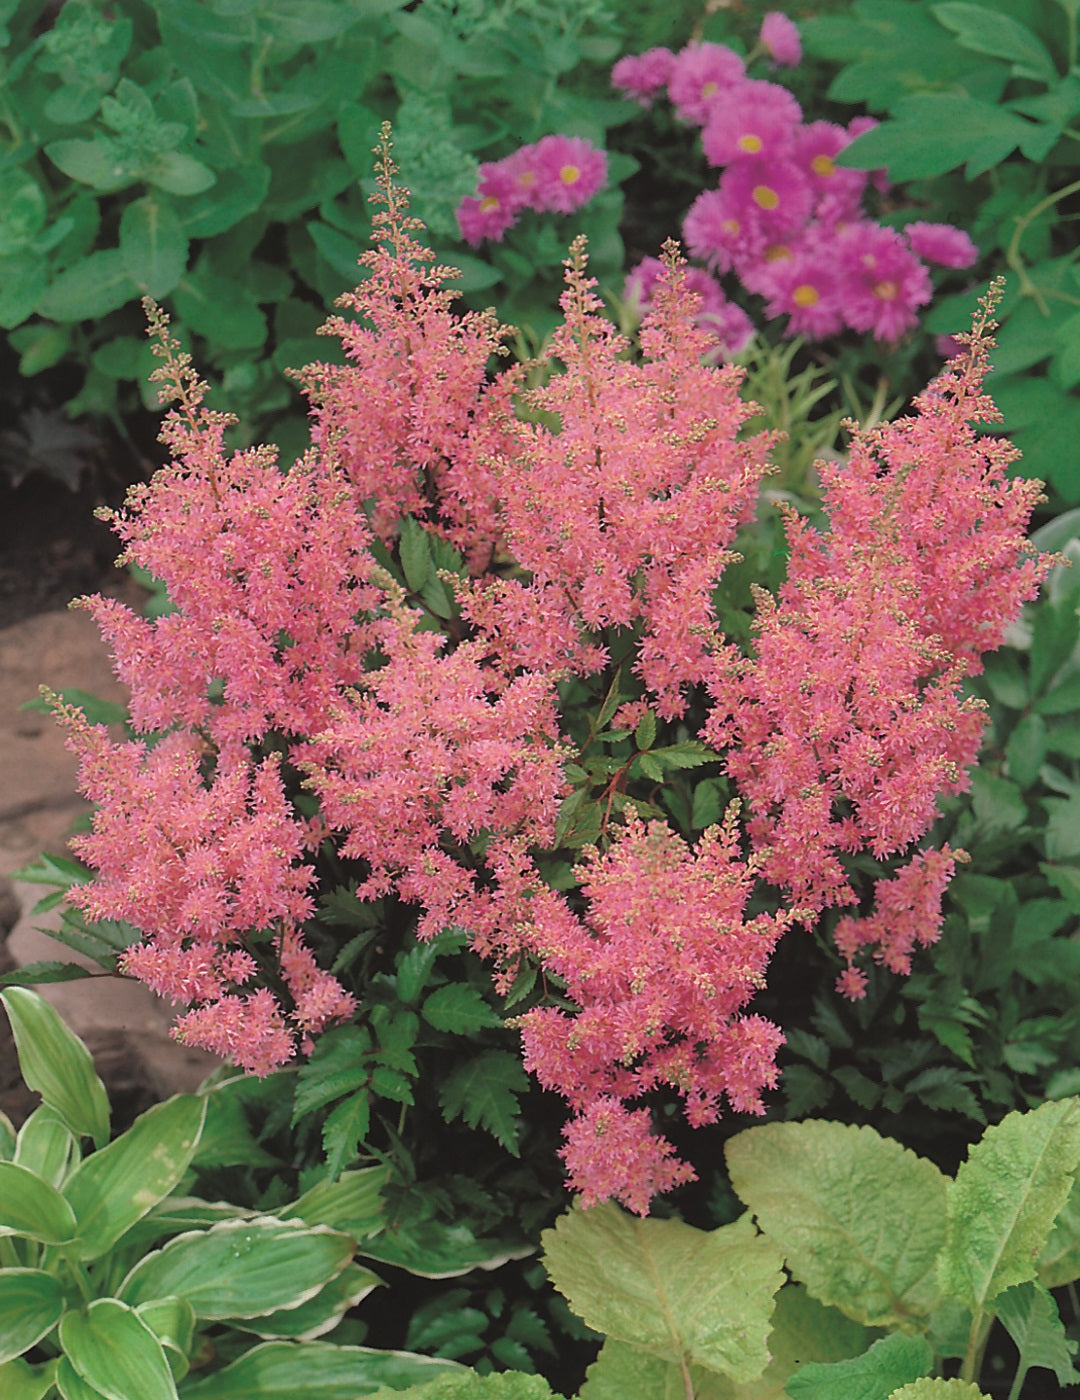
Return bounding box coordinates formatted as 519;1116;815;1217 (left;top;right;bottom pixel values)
785;1332;932;1399
145;151;216;197
118;1217;354;1320
939;1098;1080;1311
172;271;266;349
63;1094;206;1260
438;1050;529;1153
400;516;433;592
243;1261;381;1340
932;3;1057;82
839;96;1038;180
179;162;271;238
0;1357;58;1400
0;252;47;328
0;1270;65;1365
281;1164;387;1238
0;988;109;1147
542;1204;784;1382
726;1120;947;1328
358;1219;530;1279
55;1355;109;1399
887;1384;988;1399
422;984;503;1034
44;139;132;191
993;1281;1079;1387
59;1300;177;1400
34;249;138;323
1038;1173;1080;1287
119;196;188;298
176;1340;465;1398
15;1105;78;1188
1005;712;1046;789
366;1373;557;1399
133;1297;194;1383
0;1161;77;1243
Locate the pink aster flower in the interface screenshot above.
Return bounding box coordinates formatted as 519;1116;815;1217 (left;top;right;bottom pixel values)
701;79;802;166
668;41;747;125
904;221;978;268
719;156;814;243
531;134;608;214
760;11;802;67
456;191;518;246
500;144;547;211
793;120;868;225
683;185;766;274
611;46;676;106
835;222;933;340
760;242;845;339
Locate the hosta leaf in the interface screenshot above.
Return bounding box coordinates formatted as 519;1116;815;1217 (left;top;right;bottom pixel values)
118;1217;354;1320
726;1120;947;1328
59;1300;177;1400
938;1098;1080;1311
542;1204;784;1383
0;1356;59;1400
178;1341;465;1397
0;1270;65;1365
0;1162;77;1243
0;988;109;1147
63;1094;206;1260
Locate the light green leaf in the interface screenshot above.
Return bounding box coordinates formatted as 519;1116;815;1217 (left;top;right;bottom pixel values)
35;249;138;323
993;1281;1079;1386
422;984;502;1034
281;1164;387;1238
44;139;132;192
1005;712;1046;789
785;1332;932;1399
14;1105;78;1188
242;1261;381;1340
438;1050;529;1154
0;253;47;328
118;1217;354;1320
400;516;433;592
358;1219;530;1280
839;96;1038;181
0;1162;77;1243
932;3;1058;82
63;1094;206;1260
59;1299;177;1400
145;151;216;197
55;1355;109;1399
0;1270;65;1365
119;196;188;298
365;1372;557;1399
887;1383;988;1399
0;1356;59;1400
939;1098;1080;1311
321;1090;371;1180
1038;1172;1080;1287
133;1296;194;1383
542;1204;784;1383
726;1120;947;1328
0;988;109;1147
177;1340;465;1398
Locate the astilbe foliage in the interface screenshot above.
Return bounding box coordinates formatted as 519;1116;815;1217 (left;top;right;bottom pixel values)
54;129;1048;1213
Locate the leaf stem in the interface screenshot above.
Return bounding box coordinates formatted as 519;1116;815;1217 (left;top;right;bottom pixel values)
960;1306;993;1386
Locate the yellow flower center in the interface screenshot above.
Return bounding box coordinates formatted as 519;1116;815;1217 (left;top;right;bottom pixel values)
479;196;500;214
764;243;792;262
874;279;898;300
721;218;740;236
811;153;835;177
737;133;763;154
701;80;719;97
793;284;820;307
517;171;537;188
560;164;581;185
753;185;780;210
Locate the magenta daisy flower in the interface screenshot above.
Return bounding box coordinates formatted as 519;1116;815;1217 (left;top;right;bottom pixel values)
904;221;978;268
611;47;676;106
835;223;932;341
683;186;766;273
456;190;519;246
719;157;814;241
761;245;844;339
701;79;802;166
793;121;867;225
668;42;747;125
760;11;802;67
531;134;608;214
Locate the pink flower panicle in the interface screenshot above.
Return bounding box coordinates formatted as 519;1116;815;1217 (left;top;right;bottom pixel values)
705;287;1049;958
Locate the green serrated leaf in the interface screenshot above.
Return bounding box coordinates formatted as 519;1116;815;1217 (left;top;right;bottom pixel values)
322;1091;371;1179
786;1331;933;1399
439;1051;528;1154
422;984;503;1035
939;1098;1080;1311
932;3;1057;82
887;1382;989;1399
726;1120;947;1328
543;1204;784;1383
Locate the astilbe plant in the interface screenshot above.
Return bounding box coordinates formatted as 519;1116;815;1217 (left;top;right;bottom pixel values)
52;130;1049;1215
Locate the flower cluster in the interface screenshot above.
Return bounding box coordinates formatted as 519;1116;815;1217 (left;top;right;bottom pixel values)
615;29;977;348
56;132;1044;1213
456;133;607;246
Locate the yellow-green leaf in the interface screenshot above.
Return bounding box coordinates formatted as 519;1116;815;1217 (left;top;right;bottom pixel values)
0;988;109;1148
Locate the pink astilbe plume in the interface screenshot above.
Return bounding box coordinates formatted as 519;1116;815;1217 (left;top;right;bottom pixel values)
456;239;773;717
516;811;797;1213
705;288;1049;956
